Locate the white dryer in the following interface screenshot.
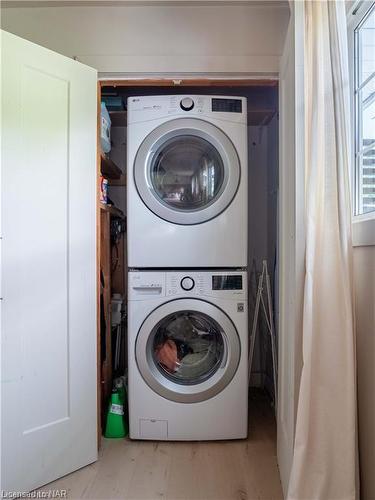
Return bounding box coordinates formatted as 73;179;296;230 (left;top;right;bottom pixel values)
128;270;248;441
127;95;248;268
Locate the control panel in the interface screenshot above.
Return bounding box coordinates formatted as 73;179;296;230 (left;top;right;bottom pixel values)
166;271;246;298
127;95;247;124
129;271;247;300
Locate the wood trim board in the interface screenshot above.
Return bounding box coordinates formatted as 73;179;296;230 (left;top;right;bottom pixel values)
100;78;278;87
96;81;102;447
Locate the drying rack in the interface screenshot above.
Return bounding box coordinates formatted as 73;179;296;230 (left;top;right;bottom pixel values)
248;260;278;414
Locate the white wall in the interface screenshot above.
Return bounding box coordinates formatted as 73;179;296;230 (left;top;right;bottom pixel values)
248;125;268;387
1;4;289;75
248;119;278;391
354;246;375;500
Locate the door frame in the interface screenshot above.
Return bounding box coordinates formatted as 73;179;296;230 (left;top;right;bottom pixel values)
96;76;279;440
276;2;305;494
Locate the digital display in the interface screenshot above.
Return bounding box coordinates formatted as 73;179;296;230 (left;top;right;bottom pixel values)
212;98;242;113
212;275;243;290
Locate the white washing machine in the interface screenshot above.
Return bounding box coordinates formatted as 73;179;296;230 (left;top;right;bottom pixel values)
128;270;248;441
127;95;248;268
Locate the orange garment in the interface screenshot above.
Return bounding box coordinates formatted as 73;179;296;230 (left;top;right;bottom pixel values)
155;339;179;372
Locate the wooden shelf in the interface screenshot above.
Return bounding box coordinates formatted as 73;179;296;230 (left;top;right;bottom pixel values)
100;154;122;180
109;174;126;187
100;202;125;219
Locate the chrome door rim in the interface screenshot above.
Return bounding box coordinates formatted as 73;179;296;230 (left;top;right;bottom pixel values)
135;298;241;403
134;118;241;225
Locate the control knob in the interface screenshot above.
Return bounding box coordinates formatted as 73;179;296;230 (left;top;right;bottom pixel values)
181;276;195;291
180;97;194;111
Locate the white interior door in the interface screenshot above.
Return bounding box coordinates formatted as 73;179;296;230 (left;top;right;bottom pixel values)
277;2;305;496
1;30;98;493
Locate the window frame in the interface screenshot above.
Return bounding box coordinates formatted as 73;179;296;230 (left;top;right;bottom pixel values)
348;1;375;247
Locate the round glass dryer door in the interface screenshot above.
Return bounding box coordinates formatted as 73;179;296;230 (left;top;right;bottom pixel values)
135;299;241;403
134;118;241;225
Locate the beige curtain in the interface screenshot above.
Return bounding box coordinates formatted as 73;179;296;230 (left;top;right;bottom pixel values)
287;2;358;499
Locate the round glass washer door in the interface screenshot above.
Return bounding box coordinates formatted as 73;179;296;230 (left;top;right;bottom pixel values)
135;299;241;403
134;118;241;225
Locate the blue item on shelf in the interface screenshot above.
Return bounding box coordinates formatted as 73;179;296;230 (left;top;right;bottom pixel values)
101;102;111;154
102;96;124;111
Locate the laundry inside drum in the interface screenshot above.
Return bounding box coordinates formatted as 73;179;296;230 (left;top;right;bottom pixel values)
152;310;225;385
150;135;225;211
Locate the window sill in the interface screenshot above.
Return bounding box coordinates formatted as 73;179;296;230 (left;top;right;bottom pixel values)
352;213;375;247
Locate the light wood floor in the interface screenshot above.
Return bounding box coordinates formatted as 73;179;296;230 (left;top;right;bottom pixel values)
37;392;283;500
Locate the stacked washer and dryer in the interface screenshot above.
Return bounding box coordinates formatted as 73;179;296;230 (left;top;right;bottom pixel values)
127;95;248;440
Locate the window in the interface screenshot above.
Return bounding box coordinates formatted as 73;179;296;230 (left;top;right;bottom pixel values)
354;4;375;216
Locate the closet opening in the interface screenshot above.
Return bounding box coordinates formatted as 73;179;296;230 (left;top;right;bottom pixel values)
97;79;279;439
